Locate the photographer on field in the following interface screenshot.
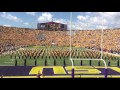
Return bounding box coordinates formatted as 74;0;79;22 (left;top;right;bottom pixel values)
37;71;42;78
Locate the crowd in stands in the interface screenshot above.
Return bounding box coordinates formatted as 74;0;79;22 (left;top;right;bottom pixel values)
1;26;120;55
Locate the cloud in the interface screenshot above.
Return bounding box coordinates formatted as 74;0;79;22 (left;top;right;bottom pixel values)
98;12;120;29
1;12;23;22
24;22;29;25
3;25;11;27
76;14;103;30
38;12;53;23
77;15;89;21
72;12;120;30
26;12;37;16
54;18;68;24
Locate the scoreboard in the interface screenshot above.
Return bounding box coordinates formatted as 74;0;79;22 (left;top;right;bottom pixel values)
37;22;67;30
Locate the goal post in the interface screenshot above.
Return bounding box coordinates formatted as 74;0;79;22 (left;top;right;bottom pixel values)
70;58;108;78
69;12;108;78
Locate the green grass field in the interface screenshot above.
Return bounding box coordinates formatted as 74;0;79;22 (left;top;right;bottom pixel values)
0;46;120;66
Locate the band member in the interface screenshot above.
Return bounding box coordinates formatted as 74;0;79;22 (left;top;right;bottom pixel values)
89;60;92;66
63;58;66;66
80;60;83;66
24;59;27;66
108;60;110;66
15;59;17;66
35;59;37;66
117;60;119;67
54;59;56;66
45;59;47;66
98;60;101;66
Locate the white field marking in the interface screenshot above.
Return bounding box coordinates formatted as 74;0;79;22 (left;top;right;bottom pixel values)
0;65;14;66
11;59;15;61
4;62;14;63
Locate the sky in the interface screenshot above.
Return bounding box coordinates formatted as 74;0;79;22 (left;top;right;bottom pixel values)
0;12;120;30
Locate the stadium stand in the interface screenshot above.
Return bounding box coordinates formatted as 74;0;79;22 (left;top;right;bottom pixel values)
1;26;120;55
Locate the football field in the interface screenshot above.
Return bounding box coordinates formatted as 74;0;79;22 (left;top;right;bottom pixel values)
0;46;120;78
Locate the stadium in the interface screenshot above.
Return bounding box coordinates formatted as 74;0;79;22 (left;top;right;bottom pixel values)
0;12;120;78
